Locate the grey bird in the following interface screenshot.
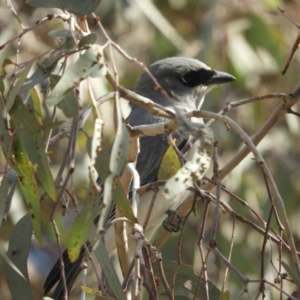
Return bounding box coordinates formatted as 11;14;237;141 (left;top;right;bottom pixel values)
44;57;235;299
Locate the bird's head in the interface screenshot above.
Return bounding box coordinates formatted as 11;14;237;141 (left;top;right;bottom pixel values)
135;57;235;110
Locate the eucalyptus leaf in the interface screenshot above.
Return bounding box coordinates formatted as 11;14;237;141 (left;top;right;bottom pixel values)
281;260;300;291
47;46;106;107
20;58;57;93
0;176;9;229
113;178;137;223
78;33;98;48
4;214;36;300
0;77;5;94
48;30;81;40
93;240;127;300
10;96;56;201
97;98;129;233
9;132;43;243
6;60;34;111
67;183;101;262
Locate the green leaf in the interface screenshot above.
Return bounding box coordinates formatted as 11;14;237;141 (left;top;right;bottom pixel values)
46;46;106;107
97;98;129;233
6;60;34;111
0;77;5;94
48;30;81;40
68;119;102;262
4;214;36;300
20;58;57;93
93;240;127;300
78;33;98;48
26;89;43;124
26;0;101;15
10;95;40;135
0;97;12;154
0;244;24;279
10;132;43;243
10;97;56;201
0;176;9;229
50;75;79;118
67;182;101;262
113;178;137;223
281;260;300;291
158;144;181;181
221;290;232;300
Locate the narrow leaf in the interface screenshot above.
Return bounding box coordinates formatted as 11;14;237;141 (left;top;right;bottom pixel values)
67;182;101;262
78;33;98;48
46;46;106;107
0;176;9;229
10;97;56;201
4;214;36;300
93;240;127;300
6;60;34;111
10;132;43;244
113;178;137;223
281;260;300;290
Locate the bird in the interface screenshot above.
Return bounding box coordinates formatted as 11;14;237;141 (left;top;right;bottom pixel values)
44;57;235;299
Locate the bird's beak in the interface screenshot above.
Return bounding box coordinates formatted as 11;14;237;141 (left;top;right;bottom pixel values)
208;70;235;85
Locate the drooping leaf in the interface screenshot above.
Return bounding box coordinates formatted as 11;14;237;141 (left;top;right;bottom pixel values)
113;177;137;223
67;182;101;262
97;97;129;234
46;45;106;107
26;0;101;15
0;176;9;229
4;214;36;300
67;119;103;262
0;77;5;94
281;260;300;291
6;60;34;111
25;88;43;124
49;74;79;118
93;240;127;300
20;58;57;93
10;97;56;201
9;132;43;244
59;90;79;118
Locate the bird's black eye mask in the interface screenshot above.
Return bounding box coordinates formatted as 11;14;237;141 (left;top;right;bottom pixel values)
181;68;215;87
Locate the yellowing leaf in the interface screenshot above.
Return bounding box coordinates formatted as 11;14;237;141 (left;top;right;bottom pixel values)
158;144;181;181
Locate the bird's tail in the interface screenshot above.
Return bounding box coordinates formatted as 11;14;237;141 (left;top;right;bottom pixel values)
44;247;85;300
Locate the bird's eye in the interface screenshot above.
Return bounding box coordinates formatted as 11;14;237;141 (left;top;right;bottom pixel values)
181;69;215;87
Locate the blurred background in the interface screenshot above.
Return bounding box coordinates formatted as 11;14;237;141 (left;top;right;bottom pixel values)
1;0;300;299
